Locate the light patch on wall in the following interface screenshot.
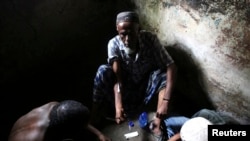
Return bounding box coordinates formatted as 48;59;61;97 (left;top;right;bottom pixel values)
134;0;250;123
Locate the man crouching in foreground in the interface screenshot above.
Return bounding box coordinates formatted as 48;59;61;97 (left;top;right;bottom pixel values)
8;100;111;141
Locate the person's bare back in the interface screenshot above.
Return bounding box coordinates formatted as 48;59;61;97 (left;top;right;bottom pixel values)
8;102;58;141
8;100;111;141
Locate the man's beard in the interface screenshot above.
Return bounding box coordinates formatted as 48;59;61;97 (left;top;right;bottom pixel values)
124;47;136;55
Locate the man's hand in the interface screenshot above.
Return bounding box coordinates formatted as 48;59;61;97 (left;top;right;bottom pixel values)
156;100;168;119
98;134;112;141
115;108;126;124
87;124;112;141
168;133;181;141
114;83;126;124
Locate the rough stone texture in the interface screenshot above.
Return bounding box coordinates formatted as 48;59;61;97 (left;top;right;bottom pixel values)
134;0;250;124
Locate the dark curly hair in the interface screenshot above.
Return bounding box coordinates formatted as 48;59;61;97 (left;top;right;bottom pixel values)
44;100;90;141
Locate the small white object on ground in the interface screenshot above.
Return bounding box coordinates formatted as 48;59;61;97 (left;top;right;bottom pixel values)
124;131;139;139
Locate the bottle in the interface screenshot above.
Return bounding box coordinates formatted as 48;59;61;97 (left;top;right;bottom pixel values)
138;112;148;128
128;120;134;131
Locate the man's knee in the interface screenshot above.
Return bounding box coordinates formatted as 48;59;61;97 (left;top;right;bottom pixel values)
96;64;114;79
192;108;213;118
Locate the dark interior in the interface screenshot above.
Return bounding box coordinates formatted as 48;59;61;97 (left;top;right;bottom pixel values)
0;1;215;140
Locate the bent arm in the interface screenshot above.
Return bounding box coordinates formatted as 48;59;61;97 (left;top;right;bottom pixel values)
87;124;111;141
168;133;181;141
157;63;177;118
113;60;125;124
164;63;177;100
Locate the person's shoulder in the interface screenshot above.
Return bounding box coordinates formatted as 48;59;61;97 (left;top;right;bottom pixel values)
26;101;58;117
39;101;58;109
109;35;120;41
108;35;121;46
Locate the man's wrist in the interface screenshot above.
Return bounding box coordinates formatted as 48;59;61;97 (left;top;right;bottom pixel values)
162;98;169;101
156;112;167;119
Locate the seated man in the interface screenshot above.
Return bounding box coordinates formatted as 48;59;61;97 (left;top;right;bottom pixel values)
8;100;111;141
91;10;177;141
166;108;240;141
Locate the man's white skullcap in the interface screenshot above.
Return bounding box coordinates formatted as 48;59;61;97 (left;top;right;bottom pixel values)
180;117;213;141
116;11;139;24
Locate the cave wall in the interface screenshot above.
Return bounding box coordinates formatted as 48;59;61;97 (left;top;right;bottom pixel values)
134;0;250;124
